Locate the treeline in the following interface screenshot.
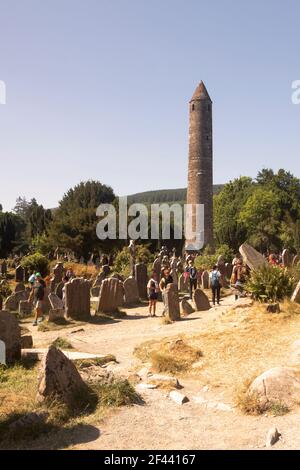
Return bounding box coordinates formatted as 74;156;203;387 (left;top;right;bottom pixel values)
0;169;299;259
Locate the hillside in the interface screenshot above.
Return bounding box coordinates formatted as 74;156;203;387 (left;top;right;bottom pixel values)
127;185;223;205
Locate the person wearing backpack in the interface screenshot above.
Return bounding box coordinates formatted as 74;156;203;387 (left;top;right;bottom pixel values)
30;273;46;326
209;265;221;306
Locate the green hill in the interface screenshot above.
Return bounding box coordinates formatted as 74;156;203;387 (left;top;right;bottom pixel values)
127;185;223;205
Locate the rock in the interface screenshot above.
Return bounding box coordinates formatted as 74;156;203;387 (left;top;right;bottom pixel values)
8;412;49;433
37;346;89;404
266;303;280;313
134;263;148;299
249;367;300;408
136;383;157;391
123;277;139;305
169;390;189;405
165;283;180;321
180;298;195;316
193;289;210;311
65;278;91;320
266;427;281;447
291;281;300;304
201;270;210;289
148;374;181;389
0;310;21;363
97;277;124;313
21;335;33;349
216;402;232;412
239;243;267;271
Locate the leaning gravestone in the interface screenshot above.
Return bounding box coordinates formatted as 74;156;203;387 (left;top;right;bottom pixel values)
65;278;91;320
181;298;195;316
0;310;21;363
97;278;124;313
36;346;89;405
135;263;148;299
165;284;180;321
48;293;65;322
239;243;267;271
291;281;300;304
282;249;293;268
15;265;25;282
201;271;210;289
123;277;139;305
292;255;300;267
193;289;210;311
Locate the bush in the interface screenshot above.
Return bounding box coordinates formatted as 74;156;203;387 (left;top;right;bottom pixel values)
246;265;296;302
21;252;50;278
113;244;154;277
0;283;12;299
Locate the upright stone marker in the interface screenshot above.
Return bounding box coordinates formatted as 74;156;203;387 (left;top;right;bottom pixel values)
65;278;91;320
135;263;148;299
239;243;267;271
193;288;210;311
124;277;139;305
282;249;293;268
201;271;210;289
165;284;180;321
15;265;25;282
0;311;21;363
291;281;300;304
97;278;124;313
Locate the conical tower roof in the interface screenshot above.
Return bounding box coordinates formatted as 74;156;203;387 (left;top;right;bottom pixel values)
190;81;212;102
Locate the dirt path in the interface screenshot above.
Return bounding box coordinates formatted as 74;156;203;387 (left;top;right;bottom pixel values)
25;295;300;450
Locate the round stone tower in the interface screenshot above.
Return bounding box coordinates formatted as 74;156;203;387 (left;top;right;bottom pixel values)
186;81;213;251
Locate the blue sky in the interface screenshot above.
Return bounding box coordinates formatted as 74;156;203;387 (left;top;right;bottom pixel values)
0;0;299;211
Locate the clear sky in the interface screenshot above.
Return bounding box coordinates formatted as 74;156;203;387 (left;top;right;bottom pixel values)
0;0;299;211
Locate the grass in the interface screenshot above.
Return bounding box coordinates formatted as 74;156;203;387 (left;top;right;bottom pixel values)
135;337;203;374
236;379;290;416
0;358;139;447
37;318;81;332
74;355;117;369
51;337;74;350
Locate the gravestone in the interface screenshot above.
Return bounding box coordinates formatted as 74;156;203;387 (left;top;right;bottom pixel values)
179;273;189;293
97;278;124;313
55;281;64;299
193;289;210;311
15;265;25;282
50;262;64;292
4;290;29;312
239;243;267;271
135;263;148;299
282;249;293;268
65;278;91;320
0;339;5;364
152;257;162;280
19;300;33;317
48;293;64;310
15;282;25;293
0;310;21;363
102;264;111;277
48;308;65;322
291;281;300;304
292;255;300;267
181;298;195;316
124;277;139;305
36;346;88;405
165;284;180;321
225;262;233;279
201;271;210;289
91;271;106;297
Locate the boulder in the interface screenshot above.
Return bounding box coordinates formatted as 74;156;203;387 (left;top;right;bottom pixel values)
249;367;300;408
193;289;210;311
0;310;21;363
36;346;88;404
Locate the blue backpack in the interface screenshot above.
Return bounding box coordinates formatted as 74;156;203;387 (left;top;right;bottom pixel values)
211;271;220;288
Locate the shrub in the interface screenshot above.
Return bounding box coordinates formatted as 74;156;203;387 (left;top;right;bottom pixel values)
246;265;296;302
21;252;50;278
0;283;12;299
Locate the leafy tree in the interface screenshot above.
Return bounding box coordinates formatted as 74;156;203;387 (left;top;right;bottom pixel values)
21;252;50;277
0;211;26;257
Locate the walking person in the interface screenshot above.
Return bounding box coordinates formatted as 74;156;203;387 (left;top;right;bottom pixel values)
210;265;221;306
186;260;198;300
30;273;46;326
147;272;159;317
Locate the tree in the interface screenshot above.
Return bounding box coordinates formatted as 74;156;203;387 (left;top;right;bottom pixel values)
238;188;281;252
0;211;26;257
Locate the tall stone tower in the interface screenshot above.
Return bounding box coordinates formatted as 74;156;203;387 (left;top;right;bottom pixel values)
186;81;213;251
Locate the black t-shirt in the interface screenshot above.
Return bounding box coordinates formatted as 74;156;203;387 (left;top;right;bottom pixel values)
34;280;46;301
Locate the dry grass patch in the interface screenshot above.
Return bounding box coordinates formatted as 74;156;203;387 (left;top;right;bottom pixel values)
134;337;203;374
51;337;74;350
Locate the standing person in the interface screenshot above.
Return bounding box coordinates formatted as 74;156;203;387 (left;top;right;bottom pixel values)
61;275;69;308
231;260;246;300
31;273;46;326
147;272;159;317
186;260;198;300
209;265;221;306
159;268;173;316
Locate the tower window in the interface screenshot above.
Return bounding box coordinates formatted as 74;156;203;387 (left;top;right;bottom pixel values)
191;103;195;111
